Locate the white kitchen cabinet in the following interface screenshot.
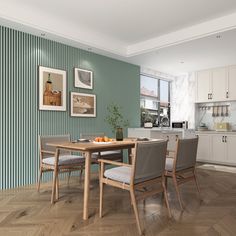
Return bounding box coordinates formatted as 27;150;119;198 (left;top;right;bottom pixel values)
196;134;212;162
195;65;236;103
211;134;227;162
196;132;236;166
196;70;212;103
227;65;236;101
225;135;236;164
211;67;227;102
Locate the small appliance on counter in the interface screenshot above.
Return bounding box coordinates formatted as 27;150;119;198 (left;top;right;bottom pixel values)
172;121;188;129
197;123;208;131
214;122;230;131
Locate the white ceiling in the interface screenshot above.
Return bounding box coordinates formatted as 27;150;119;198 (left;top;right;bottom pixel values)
1;0;236;75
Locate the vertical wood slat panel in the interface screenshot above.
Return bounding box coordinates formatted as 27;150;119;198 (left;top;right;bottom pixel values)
0;25;140;189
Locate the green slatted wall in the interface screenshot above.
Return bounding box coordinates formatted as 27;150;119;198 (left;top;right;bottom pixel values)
0;25;140;189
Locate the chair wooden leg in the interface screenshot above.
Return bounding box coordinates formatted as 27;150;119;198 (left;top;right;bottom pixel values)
51;168;58;204
67;171;71;186
56;174;59;200
79;168;83;183
162;177;171;218
193;169;201;197
130;188;142;235
37;167;43;192
172;174;183;211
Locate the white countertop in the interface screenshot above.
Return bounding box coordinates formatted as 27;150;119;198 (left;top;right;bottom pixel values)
196;130;236;134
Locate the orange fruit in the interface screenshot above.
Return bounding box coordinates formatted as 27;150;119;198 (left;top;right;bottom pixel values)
104;136;109;142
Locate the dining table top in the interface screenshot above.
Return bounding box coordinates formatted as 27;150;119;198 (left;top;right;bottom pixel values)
47;139;136;152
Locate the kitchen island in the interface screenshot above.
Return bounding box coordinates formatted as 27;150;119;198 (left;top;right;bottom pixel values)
128;128;195;151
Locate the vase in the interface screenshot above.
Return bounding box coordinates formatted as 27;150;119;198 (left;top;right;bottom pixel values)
116;127;123;141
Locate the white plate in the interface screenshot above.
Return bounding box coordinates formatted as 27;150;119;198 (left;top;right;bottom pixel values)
93;141;112;144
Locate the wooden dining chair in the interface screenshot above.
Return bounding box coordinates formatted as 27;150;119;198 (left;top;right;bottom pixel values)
98;140;171;235
165;137;200;210
37;134;85;203
80;133;123;162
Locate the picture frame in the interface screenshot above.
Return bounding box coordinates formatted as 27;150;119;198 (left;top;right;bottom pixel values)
71;92;96;117
74;68;93;89
39;66;66;111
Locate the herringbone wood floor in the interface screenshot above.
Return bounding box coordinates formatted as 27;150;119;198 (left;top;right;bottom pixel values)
1;166;236;236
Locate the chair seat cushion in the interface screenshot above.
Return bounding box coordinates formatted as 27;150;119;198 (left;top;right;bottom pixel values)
92;150;122;160
165;157;174;171
104;166;131;184
43;155;85;166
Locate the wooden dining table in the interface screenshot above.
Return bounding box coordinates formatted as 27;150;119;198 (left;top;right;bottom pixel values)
47;140;135;220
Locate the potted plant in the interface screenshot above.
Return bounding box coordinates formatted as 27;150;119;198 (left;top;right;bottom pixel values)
105;103;129;141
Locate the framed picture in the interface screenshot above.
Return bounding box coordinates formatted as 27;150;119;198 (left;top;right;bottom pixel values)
71;92;96;117
74;68;93;89
39;66;66;111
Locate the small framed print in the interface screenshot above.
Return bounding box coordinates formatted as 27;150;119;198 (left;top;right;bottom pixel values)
71;92;96;117
74;68;93;89
39;66;66;111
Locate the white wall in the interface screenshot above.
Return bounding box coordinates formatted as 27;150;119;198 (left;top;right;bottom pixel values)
171;72;196;129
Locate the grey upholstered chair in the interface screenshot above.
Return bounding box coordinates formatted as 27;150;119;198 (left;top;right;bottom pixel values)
165;137;200;210
99;140;171;235
37;134;85;203
80;133;123;162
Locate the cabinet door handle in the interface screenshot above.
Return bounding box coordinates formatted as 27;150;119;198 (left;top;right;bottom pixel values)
226;91;229;98
225;136;227;143
222;136;225;142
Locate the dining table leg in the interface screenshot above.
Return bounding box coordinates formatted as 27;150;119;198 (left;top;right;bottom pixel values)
83;151;91;220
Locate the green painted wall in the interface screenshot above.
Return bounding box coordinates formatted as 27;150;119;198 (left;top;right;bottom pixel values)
0;25;140;189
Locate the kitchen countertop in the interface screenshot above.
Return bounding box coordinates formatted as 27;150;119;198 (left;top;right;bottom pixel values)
195;130;236;134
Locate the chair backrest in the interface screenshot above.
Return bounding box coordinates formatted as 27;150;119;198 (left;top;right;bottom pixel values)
174;137;199;171
133;140;167;183
80;133;105;141
39;134;70;158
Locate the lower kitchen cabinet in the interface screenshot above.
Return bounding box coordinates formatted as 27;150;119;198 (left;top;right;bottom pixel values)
211;134;227;163
225;135;236;164
197;132;236;166
197;134;212;162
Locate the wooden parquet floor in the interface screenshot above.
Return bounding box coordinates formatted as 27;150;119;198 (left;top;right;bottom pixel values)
1;166;236;236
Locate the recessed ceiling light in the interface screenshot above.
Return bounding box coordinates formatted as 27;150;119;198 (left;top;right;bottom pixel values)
41;33;46;37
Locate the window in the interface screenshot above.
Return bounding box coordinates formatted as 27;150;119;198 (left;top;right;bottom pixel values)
140;74;170;127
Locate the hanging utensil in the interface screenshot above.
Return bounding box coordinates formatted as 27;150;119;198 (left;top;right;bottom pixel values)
220;106;224;117
225;106;229;116
212;106;215;117
216;106;219;117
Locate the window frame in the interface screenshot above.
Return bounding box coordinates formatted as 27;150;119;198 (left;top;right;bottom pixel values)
140;73;171;127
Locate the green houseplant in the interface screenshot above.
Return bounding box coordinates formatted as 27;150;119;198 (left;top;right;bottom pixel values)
105;103;129;141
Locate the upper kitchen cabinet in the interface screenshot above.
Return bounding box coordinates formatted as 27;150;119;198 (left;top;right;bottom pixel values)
196;65;236;103
211;67;227;102
196;70;212;103
228;65;236;101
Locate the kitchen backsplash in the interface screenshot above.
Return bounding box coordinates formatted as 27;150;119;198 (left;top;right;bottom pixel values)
197;102;236;130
